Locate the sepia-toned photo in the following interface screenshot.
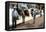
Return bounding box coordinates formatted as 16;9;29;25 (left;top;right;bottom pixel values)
5;1;45;31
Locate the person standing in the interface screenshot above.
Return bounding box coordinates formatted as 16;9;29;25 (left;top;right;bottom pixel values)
31;9;36;24
12;8;19;28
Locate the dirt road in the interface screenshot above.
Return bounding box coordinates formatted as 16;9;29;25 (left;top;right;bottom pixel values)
16;16;44;29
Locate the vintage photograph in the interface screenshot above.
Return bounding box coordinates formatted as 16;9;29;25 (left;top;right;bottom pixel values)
5;1;45;30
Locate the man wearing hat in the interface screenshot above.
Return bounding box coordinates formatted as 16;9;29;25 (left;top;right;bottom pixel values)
12;4;19;28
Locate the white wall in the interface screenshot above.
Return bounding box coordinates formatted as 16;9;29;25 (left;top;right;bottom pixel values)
0;0;46;32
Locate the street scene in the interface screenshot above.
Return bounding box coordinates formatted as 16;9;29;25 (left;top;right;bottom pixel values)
9;3;44;30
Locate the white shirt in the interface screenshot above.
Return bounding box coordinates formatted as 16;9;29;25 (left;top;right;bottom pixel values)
12;10;19;17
